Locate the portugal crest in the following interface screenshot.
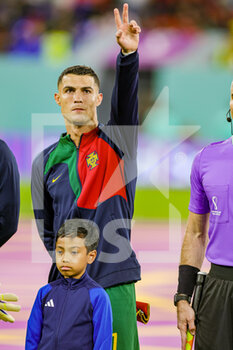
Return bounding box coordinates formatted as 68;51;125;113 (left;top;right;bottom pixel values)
86;151;99;170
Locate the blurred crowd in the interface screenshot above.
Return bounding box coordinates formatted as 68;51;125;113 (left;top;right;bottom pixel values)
0;0;233;55
142;0;233;30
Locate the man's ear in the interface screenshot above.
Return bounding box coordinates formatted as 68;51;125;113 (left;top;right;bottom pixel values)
54;93;61;106
87;250;97;265
96;93;103;107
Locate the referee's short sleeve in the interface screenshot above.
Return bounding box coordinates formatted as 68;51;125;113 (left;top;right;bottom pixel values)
188;150;210;214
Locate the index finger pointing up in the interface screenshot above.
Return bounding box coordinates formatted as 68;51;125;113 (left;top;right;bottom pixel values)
122;3;129;24
114;8;122;30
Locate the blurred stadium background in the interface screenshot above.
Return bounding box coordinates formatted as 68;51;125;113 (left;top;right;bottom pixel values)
0;0;233;349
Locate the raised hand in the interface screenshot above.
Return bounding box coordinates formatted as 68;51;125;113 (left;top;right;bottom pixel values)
114;3;141;54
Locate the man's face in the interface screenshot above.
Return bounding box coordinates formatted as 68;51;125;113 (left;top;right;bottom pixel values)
230;81;233;118
54;74;103;127
56;236;96;279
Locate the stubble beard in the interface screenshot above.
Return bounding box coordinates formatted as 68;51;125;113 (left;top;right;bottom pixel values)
64;112;94;127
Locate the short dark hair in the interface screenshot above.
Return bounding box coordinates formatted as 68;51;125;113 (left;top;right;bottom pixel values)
57;65;100;89
56;219;100;253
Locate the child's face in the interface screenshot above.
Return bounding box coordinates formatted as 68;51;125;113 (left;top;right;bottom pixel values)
56;236;96;279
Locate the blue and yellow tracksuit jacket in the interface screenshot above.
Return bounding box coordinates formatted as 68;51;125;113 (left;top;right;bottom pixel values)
31;51;141;288
25;271;112;349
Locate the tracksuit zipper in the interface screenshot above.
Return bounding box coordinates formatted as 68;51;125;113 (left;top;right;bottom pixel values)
70;134;83;202
54;281;71;349
75;134;83;202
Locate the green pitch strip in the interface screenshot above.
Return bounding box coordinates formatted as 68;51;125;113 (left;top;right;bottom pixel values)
134;188;190;220
20;182;190;220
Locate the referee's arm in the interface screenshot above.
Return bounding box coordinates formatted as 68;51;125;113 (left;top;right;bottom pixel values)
177;211;209;350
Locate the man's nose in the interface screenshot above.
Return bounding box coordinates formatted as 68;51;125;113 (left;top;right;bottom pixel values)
73;90;83;102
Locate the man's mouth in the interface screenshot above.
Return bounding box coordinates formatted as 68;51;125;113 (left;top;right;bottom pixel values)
72;108;84;112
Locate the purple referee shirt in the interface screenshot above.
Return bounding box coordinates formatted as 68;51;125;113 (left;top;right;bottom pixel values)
189;137;233;266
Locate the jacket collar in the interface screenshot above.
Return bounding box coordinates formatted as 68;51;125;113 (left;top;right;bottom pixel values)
61;271;88;289
60;125;99;146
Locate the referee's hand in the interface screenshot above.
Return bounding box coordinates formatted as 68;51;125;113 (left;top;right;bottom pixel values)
177;300;195;350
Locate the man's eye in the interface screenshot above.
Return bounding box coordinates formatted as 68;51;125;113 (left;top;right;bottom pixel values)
71;251;78;255
57;250;62;255
84;89;91;93
65;88;72;93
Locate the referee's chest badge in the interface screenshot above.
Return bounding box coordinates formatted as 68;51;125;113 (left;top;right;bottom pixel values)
211;196;221;216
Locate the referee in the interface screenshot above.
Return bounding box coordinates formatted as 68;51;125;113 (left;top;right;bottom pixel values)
175;81;233;350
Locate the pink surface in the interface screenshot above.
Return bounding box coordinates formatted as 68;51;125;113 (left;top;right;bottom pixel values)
0;219;210;350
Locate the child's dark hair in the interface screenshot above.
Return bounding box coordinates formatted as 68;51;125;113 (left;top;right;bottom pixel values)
57;219;99;253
